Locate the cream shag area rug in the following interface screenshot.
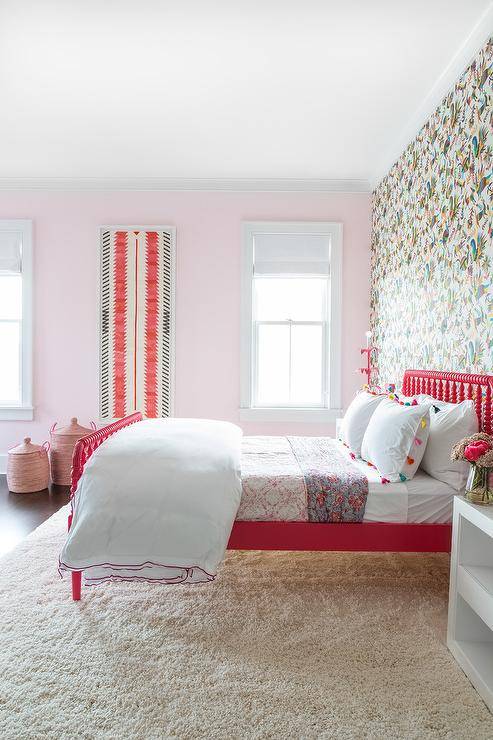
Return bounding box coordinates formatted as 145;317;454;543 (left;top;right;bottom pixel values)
0;507;492;740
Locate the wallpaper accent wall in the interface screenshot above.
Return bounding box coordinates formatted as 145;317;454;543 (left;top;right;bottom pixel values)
370;38;493;386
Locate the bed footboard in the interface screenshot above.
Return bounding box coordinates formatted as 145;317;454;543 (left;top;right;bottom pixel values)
68;412;143;601
70;412;143;496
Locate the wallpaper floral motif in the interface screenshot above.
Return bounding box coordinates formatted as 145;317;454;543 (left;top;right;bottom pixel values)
370;37;493;386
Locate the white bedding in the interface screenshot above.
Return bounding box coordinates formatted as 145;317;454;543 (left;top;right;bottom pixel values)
59;419;242;585
348;452;456;523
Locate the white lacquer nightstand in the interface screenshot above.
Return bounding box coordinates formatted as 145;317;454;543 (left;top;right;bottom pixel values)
447;496;493;712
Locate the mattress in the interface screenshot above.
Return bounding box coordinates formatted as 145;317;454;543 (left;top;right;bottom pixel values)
238;436;456;524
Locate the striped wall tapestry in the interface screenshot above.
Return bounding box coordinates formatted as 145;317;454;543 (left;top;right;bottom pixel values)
99;227;175;421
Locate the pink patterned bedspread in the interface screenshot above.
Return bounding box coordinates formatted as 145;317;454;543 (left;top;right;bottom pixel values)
238;436;369;522
238;437;308;521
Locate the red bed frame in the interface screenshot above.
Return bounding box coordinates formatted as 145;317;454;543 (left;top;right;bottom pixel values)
67;369;493;600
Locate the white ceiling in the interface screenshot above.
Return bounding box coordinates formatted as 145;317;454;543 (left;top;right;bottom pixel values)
0;0;491;188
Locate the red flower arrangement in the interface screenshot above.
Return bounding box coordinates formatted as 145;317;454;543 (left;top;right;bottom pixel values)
451;433;493;505
451;433;493;468
464;440;491;462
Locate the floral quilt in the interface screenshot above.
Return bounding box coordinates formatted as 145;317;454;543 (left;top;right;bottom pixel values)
287;437;369;522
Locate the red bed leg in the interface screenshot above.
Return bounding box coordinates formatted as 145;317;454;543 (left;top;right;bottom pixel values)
72;571;82;601
68;516;81;601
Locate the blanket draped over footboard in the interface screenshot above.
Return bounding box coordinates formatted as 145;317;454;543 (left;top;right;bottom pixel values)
287;437;369;523
60;418;243;585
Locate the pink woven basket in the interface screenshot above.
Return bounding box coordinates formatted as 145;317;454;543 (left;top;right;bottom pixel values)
7;437;50;493
49;417;96;485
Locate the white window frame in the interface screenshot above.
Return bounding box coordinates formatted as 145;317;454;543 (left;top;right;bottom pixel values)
240;221;342;422
0;220;33;421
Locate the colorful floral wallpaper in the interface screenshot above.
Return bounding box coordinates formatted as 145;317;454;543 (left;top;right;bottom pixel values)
370;37;493;386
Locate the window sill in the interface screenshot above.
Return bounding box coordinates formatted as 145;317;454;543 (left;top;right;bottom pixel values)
0;406;34;421
239;407;342;423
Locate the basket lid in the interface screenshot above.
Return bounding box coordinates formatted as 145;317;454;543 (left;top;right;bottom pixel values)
9;437;44;455
51;417;93;436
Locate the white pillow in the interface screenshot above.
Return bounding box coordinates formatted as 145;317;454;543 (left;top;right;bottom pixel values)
420;400;478;490
414;394;449;408
340;391;385;457
361;398;432;482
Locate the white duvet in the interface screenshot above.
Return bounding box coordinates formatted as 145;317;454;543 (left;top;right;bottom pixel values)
59;418;243;585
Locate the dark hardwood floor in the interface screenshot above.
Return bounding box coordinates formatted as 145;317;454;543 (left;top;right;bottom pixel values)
0;475;70;557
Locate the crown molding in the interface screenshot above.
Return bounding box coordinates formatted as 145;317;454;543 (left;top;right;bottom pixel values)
0;177;371;193
371;3;493;190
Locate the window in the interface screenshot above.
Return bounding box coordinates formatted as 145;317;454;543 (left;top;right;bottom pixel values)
240;222;342;422
0;220;33;420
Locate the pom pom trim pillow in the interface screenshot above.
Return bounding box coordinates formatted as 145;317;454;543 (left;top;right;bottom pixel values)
361;398;432;483
340;391;385;457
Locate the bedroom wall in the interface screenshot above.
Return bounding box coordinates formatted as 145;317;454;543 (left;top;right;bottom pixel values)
0;190;371;461
370;37;493;386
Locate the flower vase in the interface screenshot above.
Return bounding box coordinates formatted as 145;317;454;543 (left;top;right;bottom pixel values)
465;465;493;505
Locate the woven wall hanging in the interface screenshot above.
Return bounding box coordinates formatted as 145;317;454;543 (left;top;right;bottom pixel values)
99;226;175;420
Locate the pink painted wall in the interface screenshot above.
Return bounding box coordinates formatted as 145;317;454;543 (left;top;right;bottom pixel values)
0;190;371;458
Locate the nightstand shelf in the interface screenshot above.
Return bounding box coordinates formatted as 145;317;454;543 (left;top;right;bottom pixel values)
457;565;493;629
461;564;493;595
453;637;493;680
448;497;493;712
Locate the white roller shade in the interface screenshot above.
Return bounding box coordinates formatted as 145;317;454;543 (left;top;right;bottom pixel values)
0;230;22;273
253;232;330;275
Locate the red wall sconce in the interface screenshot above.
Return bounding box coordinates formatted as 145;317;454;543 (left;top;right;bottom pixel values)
360;331;377;386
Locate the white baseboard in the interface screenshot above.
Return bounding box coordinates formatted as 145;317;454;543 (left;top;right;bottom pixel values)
0;454;7;475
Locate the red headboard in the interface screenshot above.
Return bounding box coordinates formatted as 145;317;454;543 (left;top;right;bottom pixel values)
70;412;143;496
402;370;493;435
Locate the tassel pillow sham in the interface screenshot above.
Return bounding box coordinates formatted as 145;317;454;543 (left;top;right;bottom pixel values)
361;398;432;482
340;391;386;457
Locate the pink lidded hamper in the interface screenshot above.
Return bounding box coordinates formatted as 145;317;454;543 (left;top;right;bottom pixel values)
50;417;96;485
7;437;50;493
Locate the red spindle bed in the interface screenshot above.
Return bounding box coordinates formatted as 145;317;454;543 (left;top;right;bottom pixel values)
67;369;493;601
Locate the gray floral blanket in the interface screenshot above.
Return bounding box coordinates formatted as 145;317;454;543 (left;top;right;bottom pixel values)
287;437;369;522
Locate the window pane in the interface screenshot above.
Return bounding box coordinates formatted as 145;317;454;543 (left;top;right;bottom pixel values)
0;321;21;403
0;275;22;320
290;324;323;404
257;324;290;404
254;278;326;321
